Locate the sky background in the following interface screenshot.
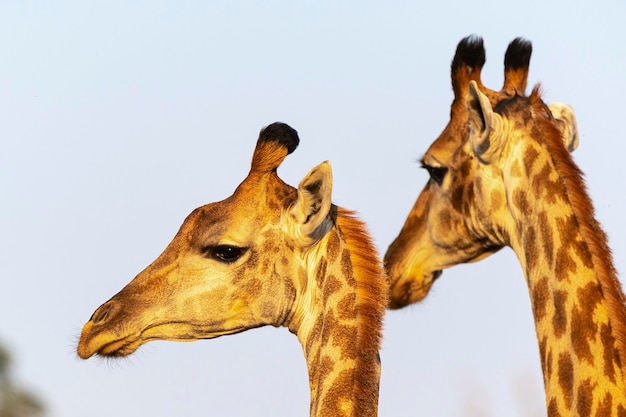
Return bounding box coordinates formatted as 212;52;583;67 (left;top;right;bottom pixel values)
1;1;625;416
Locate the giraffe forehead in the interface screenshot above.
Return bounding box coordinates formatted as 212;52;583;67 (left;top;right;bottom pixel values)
181;175;297;243
427;84;516;162
426;117;468;163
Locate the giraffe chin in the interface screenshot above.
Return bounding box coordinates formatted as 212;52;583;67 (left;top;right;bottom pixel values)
388;270;442;309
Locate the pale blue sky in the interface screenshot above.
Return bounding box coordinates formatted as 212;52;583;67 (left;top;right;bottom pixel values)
1;2;625;416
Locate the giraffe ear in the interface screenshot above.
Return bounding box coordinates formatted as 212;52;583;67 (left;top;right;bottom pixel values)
468;80;504;164
290;161;334;246
549;103;579;152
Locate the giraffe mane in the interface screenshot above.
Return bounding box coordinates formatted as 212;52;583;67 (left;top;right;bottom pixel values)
335;207;388;414
530;87;626;382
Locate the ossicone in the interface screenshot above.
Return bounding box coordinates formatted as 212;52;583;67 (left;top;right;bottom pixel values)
451;35;486;100
451;35;486;76
503;37;532;95
251;122;300;174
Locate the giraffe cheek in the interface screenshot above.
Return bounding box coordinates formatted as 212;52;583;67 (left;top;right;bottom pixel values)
230;297;248;314
258;300;281;323
226;294;273;323
219;297;255;327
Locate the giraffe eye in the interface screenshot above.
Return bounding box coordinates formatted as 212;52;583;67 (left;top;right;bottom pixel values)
203;245;247;263
421;163;448;185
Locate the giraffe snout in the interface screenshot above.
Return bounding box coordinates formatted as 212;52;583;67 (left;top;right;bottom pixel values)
388;269;442;309
77;299;127;359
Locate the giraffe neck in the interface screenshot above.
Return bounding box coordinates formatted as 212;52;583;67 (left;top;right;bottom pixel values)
287;208;386;417
503;135;626;415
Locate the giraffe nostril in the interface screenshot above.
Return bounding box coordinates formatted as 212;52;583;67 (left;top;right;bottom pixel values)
90;301;117;324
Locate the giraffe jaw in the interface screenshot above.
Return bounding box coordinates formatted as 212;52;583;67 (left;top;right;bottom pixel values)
76;323;145;359
77;320;247;359
388;269;442;309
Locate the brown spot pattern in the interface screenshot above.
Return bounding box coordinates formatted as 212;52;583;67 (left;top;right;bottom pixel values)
535;162;562;205
317;354;335;389
571;283;602;364
552;290;568;338
321;369;352;415
601;323;617;384
576;239;594;269
458;159;471;179
538;211;554;267
523;145;540;173
306;315;323;355
451;182;465;213
329;319;357;360
595;393;613;417
513;188;529;216
555;216;585;281
266;197;279;211
576;379;593;417
571;303;596;364
557;353;574;409
340;249;356;286
525;225;538;272
439;208;452;230
326;231;340;264
555;245;576;282
531;276;549;322
547;397;561;417
323;274;342;306
241;277;263;298
337;293;356;320
316;257;328;286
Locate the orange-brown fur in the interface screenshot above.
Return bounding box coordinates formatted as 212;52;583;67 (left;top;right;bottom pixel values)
336;208;387;415
530;87;626;386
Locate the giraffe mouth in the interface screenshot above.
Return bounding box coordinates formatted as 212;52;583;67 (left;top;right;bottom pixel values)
388;270;441;309
77;320;248;359
81;333;144;358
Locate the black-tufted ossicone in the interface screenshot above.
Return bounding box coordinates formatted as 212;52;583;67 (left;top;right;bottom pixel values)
451;35;486;76
504;37;532;71
258;122;300;155
249;122;301;175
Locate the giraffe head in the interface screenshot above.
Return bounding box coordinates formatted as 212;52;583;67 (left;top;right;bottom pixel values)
385;36;578;309
77;122;336;359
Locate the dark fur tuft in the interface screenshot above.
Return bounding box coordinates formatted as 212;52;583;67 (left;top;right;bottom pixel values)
451;35;486;75
258;122;299;155
504;37;532;70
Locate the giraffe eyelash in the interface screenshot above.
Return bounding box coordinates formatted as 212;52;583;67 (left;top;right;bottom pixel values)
202;244;248;263
420;160;448;185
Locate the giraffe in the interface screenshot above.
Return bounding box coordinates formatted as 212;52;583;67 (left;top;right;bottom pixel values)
77;122;388;417
385;35;532;306
384;37;626;416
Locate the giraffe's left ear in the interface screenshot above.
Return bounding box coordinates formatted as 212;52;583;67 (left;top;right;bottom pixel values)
549;103;579;152
468;80;504;164
290;161;334;246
